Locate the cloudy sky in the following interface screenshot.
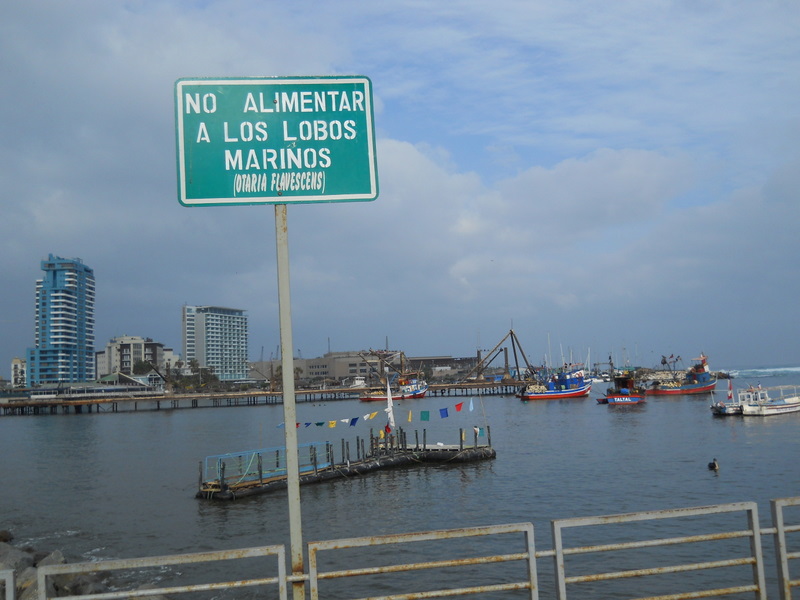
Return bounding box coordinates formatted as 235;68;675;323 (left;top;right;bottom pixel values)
2;1;799;378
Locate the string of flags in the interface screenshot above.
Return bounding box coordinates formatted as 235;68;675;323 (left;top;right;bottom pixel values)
278;397;481;431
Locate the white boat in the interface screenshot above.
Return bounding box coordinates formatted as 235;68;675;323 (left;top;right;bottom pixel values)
739;385;800;417
348;376;367;388
710;380;742;416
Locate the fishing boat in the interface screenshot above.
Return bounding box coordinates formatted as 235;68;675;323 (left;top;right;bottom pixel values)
518;366;592;400
358;350;429;402
710;380;742;416
597;367;646;405
645;354;717;395
739;385;800;416
360;374;428;402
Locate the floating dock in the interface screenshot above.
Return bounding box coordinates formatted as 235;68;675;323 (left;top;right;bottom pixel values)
197;427;495;500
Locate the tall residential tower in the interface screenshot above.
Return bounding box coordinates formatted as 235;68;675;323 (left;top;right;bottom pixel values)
27;254;96;384
182;305;248;381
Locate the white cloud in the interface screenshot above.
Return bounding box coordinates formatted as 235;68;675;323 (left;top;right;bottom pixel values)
2;0;800;372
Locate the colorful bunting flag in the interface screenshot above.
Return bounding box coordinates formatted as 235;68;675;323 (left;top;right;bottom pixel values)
276;398;483;430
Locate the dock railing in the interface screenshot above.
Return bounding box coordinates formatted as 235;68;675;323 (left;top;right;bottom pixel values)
307;522;537;599
199;441;332;491
772;496;800;600
549;501;766;599
26;496;800;600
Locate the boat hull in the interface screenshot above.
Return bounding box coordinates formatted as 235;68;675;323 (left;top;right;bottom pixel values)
741;397;800;416
599;394;645;405
646;379;717;396
710;401;742;416
519;382;592;400
360;388;428;402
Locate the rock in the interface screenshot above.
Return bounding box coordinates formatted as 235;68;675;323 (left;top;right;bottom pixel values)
0;531;13;543
36;550;65;568
57;572;108;597
0;542;34;572
19;575;56;600
0;543;124;600
15;566;38;595
133;582;172;600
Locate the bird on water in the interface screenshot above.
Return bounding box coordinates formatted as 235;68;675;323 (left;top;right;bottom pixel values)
708;458;719;471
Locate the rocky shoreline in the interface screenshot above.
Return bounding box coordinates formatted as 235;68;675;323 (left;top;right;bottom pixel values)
0;531;166;600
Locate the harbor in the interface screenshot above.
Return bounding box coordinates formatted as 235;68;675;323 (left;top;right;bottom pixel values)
2;367;798;598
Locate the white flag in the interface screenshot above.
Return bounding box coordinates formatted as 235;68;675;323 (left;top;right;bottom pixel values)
384;379;396;428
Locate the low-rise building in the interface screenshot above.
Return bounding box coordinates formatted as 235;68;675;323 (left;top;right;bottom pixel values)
249;351;477;387
95;335;178;378
11;357;27;388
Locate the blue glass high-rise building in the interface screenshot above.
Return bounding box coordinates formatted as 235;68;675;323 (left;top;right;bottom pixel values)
26;254;96;384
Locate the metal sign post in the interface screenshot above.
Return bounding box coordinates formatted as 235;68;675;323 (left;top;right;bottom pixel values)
274;203;304;599
175;75;377;600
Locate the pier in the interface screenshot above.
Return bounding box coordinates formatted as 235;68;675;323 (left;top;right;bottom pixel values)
197;426;495;500
0;381;523;416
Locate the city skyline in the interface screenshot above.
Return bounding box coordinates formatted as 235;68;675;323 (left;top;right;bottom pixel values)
2;2;800;377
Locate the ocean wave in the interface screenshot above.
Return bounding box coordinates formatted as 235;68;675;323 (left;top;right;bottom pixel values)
727;366;800;378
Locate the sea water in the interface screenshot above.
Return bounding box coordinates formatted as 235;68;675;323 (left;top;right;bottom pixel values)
2;367;799;598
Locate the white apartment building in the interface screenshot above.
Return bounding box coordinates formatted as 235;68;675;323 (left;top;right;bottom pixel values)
182;305;248;381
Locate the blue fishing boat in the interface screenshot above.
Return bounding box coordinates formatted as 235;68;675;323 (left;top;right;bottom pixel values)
518;366;592;401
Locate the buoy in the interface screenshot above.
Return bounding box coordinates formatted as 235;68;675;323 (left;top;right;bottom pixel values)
708;458;719;471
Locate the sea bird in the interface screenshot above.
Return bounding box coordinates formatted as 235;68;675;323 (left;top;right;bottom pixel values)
708;458;720;471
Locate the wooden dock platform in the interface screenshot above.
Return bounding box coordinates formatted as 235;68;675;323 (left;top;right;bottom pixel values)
197;427;495;501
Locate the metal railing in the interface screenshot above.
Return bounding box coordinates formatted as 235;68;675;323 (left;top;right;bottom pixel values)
22;496;800;600
1;570;15;600
200;441;332;491
550;501;766;599
307;522;537;599
772;497;800;600
36;546;286;600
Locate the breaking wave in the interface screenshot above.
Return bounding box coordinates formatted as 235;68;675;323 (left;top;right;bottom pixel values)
726;366;800;379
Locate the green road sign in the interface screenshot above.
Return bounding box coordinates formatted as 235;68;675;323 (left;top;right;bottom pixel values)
175;76;378;206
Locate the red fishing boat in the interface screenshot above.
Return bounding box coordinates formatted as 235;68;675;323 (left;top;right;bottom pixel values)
646;354;717;395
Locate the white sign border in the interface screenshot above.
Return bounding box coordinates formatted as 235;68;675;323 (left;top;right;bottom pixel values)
175;76;378;206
